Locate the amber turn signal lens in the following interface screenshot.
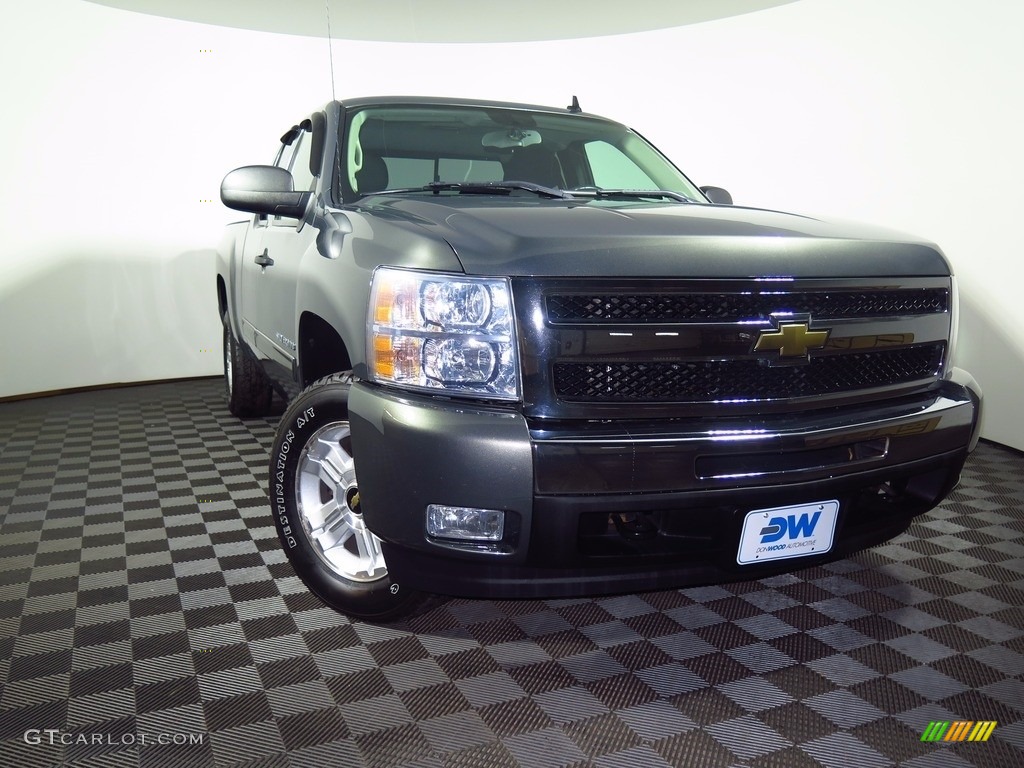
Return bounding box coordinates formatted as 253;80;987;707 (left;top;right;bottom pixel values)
373;334;394;379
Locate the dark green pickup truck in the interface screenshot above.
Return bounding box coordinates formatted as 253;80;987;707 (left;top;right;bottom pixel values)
217;96;981;620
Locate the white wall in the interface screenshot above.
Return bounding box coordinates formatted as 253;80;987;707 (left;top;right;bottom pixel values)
1;0;1020;449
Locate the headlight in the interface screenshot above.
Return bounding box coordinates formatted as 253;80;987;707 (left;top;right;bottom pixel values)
368;267;520;400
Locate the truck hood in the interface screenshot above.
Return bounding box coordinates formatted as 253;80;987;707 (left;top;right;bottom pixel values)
358;196;950;278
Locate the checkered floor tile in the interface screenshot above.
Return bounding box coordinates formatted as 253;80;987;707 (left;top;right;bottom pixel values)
0;378;1021;768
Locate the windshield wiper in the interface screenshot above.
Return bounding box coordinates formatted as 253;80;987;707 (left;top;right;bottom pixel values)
365;182;689;203
431;181;572;199
368;181;571;199
566;187;693;203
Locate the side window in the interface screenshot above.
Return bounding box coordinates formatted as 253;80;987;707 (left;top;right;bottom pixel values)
584;140;655;190
272;140;289;167
272;119;320;226
253;140;294;226
288;130;315;194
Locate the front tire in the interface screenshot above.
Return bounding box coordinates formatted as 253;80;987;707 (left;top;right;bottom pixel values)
270;373;425;622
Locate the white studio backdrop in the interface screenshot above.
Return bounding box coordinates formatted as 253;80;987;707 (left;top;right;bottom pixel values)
0;0;1020;449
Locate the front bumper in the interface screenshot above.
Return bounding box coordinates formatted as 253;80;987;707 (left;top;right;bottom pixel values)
348;368;982;599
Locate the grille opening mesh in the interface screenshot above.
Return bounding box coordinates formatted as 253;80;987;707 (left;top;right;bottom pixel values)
547;289;948;323
553;343;944;402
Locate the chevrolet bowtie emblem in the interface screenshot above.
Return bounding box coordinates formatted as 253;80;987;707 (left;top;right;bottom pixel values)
754;322;830;358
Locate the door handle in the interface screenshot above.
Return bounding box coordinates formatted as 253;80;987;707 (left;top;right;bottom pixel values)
255;249;274;268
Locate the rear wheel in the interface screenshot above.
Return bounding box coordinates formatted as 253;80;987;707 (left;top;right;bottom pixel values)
270;373;425;621
223;314;273;417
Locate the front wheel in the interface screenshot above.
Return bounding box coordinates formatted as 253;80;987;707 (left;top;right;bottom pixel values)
270;373;425;621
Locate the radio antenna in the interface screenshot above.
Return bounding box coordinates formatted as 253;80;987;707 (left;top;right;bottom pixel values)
325;0;337;101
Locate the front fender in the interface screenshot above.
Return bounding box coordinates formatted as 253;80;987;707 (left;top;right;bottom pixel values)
295;210;463;378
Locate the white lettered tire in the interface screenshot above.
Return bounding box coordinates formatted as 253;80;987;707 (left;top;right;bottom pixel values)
270;373;425;621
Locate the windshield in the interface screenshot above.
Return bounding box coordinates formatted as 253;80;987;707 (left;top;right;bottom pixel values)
339;104;705;202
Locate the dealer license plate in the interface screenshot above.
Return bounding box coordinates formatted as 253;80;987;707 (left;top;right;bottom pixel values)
737;500;839;565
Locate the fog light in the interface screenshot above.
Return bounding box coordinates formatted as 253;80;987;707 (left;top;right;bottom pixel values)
426;505;505;541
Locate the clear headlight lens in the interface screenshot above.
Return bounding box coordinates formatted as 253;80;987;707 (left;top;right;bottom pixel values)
422;281;492;328
368;267;519;400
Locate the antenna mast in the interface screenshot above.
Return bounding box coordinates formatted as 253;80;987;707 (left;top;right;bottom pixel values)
325;0;337;101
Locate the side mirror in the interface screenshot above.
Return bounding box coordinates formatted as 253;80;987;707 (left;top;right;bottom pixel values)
221;165;312;218
700;185;733;205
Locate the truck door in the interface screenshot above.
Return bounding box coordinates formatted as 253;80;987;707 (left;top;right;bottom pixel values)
238;210;269;353
238;135;288;354
242;120;321;389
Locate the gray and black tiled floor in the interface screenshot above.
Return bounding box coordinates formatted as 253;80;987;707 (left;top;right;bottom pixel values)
0;378;1021;767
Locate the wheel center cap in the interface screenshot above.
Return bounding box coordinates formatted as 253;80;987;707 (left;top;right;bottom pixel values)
346;487;361;513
